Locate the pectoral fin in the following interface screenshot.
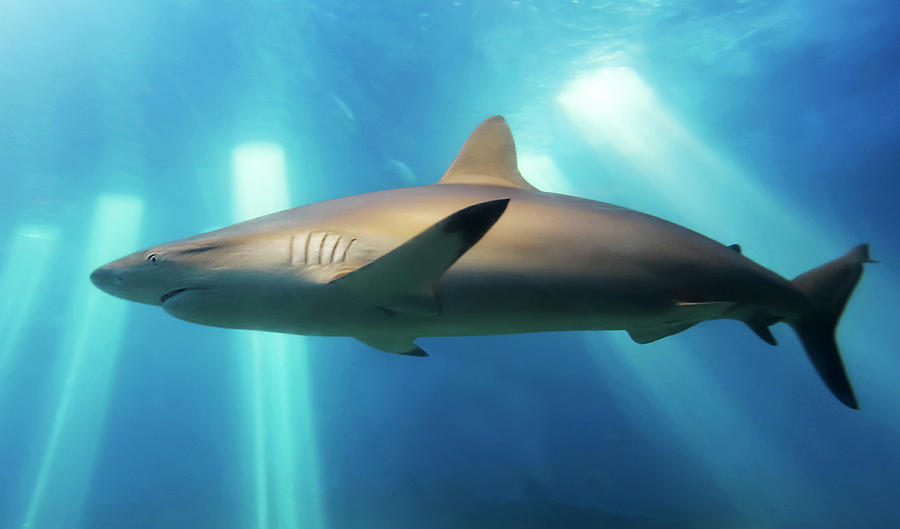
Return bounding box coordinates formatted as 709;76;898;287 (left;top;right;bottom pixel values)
356;335;429;356
745;312;779;345
331;199;509;316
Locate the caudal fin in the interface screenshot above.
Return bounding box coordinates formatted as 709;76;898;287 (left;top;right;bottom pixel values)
789;244;875;409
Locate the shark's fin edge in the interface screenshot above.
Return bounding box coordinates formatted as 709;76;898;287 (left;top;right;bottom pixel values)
628;321;700;345
438;116;538;190
399;346;429;357
331;199;509;314
745;312;779;345
627;322;698;344
788;243;873;409
356;335;428;356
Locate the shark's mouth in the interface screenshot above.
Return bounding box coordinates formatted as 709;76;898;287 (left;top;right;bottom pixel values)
161;288;189;304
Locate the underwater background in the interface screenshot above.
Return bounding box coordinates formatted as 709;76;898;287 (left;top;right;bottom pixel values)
1;1;899;528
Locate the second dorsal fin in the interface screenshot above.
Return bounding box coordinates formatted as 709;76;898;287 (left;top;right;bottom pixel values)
437;116;538;190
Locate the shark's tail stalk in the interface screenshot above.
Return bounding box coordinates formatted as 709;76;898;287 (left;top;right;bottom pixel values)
789;243;875;409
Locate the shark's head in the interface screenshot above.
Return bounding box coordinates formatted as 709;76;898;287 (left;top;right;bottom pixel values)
90;245;183;306
90;230;303;330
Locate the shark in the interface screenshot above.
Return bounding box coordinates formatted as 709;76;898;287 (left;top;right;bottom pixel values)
90;116;873;408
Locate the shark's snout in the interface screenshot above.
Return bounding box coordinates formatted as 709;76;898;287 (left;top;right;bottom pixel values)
89;254;165;306
90;265;123;293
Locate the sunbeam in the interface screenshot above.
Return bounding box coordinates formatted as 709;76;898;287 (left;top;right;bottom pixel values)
550;66;853;524
21;195;143;529
232;143;326;529
557;67;841;272
0;224;59;375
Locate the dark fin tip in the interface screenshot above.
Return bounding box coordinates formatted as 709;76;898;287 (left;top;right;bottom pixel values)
792;320;859;410
851;243;877;263
443;198;510;247
728;243;742;254
754;325;777;346
399;346;429;357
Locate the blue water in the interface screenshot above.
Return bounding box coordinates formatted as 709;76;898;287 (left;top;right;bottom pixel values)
2;1;899;528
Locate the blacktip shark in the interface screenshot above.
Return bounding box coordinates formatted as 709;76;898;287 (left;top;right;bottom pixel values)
91;116;873;408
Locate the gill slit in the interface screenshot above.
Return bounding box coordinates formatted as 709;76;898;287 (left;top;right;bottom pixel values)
328;235;339;264
344;238;357;263
288;234;295;264
303;232;312;265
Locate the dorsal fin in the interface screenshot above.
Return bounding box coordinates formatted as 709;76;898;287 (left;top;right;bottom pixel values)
437;116;537;190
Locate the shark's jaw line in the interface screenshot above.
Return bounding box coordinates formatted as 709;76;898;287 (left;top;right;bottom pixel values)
161;288;193;304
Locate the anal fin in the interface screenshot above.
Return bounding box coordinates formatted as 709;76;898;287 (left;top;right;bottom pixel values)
747;322;777;345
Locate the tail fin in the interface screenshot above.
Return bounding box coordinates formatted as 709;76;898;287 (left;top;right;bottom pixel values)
789;244;875;409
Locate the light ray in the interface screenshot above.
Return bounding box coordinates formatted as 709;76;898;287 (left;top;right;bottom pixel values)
0;224;59;374
517;152;575;196
587;333;816;525
559;68;893;431
557;67;840;271
232;142;325;529
21;195;144;529
516;152;774;511
551;67;850;522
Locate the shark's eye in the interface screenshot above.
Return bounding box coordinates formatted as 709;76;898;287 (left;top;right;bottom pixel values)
147;253;159;264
